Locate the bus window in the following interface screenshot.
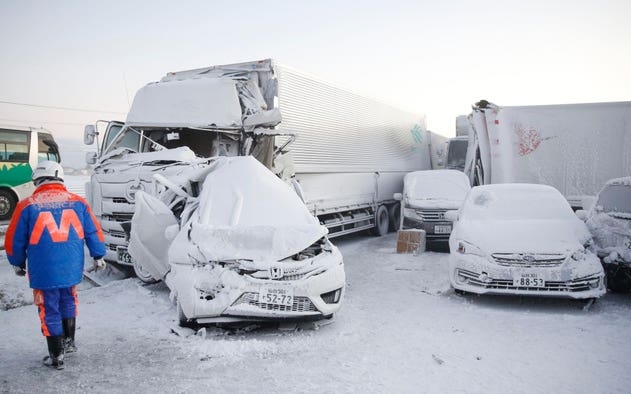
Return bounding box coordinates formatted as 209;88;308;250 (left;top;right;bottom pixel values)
0;129;30;162
38;134;61;162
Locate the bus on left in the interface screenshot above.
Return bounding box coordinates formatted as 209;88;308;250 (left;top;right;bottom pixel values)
0;125;60;220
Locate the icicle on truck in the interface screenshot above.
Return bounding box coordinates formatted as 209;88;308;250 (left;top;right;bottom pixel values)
84;59;434;282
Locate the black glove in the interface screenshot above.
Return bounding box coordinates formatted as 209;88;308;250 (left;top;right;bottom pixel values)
13;265;26;277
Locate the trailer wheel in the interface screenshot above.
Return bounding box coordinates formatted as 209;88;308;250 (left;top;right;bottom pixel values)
0;189;17;221
372;205;390;236
133;260;159;284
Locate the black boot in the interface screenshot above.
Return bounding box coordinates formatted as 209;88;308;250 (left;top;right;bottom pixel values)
43;335;65;370
62;318;77;353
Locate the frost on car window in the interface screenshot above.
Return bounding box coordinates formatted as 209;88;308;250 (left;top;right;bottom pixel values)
597;184;631;214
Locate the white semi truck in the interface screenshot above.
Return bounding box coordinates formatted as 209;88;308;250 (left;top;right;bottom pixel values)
84;59;434;280
464;100;631;209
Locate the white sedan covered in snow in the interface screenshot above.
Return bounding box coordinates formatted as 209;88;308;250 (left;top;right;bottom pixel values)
128;156;345;325
447;184;606;299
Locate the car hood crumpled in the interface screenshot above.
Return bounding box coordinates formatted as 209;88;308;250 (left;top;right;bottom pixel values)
169;156;328;265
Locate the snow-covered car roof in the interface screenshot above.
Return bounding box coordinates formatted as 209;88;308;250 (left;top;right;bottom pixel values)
604;176;631;187
403;169;470;201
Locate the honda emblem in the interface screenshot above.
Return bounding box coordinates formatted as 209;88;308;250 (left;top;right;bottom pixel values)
269;265;284;279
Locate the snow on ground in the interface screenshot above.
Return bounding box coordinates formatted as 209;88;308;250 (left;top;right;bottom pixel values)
1;176;631;393
1;231;631;393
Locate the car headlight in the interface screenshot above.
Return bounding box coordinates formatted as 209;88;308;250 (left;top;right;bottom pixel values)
403;207;421;220
571;249;586;261
456;240;485;257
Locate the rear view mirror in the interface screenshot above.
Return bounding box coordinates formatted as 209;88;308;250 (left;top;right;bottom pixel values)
84;124;97;145
444;210;459;222
393;193;402;201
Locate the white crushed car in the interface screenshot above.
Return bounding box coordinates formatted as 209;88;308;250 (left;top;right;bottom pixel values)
128;156;345;325
579;177;631;292
448;184;606;299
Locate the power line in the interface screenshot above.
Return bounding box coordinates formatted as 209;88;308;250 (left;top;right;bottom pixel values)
0;118;90;126
0;100;126;115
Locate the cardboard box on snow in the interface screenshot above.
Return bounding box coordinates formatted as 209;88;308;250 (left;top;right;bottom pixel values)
396;229;426;254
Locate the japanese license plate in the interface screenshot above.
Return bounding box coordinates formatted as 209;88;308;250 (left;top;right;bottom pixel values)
117;247;134;265
434;224;452;234
513;272;545;288
259;286;294;307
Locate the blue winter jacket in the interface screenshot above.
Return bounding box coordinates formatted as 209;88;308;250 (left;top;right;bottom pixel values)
4;183;106;290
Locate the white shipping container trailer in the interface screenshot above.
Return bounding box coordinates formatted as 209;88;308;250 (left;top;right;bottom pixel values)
465;100;631;208
84;59;433;279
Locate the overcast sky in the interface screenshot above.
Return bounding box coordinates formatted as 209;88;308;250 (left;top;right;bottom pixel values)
1;0;630;142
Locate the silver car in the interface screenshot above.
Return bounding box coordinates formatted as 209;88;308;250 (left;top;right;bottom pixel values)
448;184;606;299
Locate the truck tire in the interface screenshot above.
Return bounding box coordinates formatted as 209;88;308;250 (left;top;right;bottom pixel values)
0;189;17;221
388;203;401;232
372;205;390;236
133;260;159;284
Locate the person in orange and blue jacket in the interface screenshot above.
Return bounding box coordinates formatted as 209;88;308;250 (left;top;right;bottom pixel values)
4;161;106;370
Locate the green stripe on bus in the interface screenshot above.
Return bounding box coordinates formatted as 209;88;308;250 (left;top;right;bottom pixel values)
0;162;33;187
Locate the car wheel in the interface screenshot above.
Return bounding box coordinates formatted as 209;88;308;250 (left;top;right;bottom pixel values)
454;288;468;296
133;260;159;284
371;205;390;236
0;189;17;221
607;268;631;293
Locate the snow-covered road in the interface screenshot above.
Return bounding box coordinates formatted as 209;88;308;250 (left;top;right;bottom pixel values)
1;233;631;393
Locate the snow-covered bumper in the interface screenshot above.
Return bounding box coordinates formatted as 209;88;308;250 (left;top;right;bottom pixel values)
449;253;606;299
168;245;346;323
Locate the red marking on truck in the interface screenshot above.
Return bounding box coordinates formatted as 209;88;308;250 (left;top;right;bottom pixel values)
515;125;542;156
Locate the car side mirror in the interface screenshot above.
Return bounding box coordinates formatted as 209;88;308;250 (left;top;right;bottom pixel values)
84;124;97;145
444;210;459;222
393;192;402;201
575;209;587;221
85;151;97;165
